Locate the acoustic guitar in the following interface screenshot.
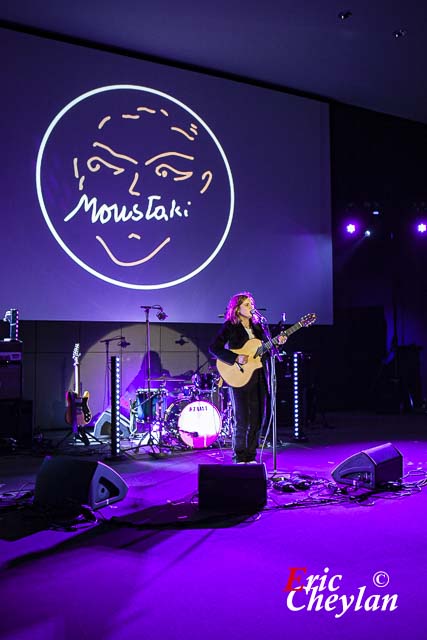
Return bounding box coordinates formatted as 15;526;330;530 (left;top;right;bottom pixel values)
65;343;92;429
216;313;317;387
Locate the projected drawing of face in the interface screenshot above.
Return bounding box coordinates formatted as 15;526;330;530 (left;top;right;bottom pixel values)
36;85;234;289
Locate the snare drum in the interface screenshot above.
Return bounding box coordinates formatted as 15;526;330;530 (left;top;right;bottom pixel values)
165;399;221;448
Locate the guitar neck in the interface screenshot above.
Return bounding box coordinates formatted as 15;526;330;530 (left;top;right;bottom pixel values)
281;321;303;340
74;362;81;395
258;321;303;357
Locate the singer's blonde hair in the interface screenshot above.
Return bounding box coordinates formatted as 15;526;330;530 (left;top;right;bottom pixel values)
225;291;258;325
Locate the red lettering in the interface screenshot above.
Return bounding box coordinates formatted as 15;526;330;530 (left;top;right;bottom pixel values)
284;567;307;592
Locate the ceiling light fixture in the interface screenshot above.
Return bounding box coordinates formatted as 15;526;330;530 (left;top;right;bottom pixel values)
338;10;352;21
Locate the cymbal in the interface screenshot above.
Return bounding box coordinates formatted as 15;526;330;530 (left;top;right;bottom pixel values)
150;376;190;382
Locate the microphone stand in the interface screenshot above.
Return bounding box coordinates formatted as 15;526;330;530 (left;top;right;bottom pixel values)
256;311;283;475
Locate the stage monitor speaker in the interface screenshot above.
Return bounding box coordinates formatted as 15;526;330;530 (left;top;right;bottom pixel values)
198;463;267;512
34;456;128;510
331;442;403;489
94;410;132;439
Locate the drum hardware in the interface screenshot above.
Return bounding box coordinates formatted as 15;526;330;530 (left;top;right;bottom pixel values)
192;371;220;392
122;305;175;455
150;376;190;382
123;380;236;452
128;387;185;450
217;386;235;440
175;384;199;401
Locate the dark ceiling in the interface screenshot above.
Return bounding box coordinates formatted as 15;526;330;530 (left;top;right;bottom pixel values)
2;0;427;124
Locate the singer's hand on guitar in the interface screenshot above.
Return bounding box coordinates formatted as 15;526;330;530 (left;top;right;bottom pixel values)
236;354;248;365
277;335;288;345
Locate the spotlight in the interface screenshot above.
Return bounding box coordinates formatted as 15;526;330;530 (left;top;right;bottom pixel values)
372;210;380;216
156;308;168;321
338;10;352;20
346;223;357;234
364;229;372;237
393;29;407;38
417;223;427;234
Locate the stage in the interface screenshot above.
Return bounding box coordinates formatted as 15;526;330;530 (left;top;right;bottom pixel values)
1;411;426;639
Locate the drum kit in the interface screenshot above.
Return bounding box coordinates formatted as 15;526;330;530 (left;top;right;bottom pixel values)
127;371;234;452
122;305;234;454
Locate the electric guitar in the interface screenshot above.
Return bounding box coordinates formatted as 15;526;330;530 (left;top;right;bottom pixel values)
65;343;92;429
216;313;317;388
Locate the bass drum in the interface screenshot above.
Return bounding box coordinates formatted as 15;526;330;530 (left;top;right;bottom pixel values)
165;399;222;449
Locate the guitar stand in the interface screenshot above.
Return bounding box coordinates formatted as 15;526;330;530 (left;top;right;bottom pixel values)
55;423;106;450
54;424;89;449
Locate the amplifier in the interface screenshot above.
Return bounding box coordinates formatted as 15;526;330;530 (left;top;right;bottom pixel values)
0;362;22;399
0;340;23;362
0;352;22;362
0;400;32;446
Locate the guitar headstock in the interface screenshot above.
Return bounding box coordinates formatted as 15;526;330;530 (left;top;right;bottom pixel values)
299;313;317;327
72;343;81;365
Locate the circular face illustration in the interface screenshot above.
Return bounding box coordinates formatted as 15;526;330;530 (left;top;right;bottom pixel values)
36;85;234;289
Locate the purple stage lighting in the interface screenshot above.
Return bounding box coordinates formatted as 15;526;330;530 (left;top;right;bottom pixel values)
417;223;427;233
346;223;357;234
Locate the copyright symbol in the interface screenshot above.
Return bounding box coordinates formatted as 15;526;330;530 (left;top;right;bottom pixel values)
373;571;390;588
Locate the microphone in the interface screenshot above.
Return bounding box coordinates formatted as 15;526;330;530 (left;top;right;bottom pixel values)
118;339;131;348
251;309;267;323
140;305;168;320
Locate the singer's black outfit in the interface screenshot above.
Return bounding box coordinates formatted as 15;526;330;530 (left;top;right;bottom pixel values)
209;321;268;463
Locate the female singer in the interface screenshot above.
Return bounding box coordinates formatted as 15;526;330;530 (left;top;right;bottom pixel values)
210;291;286;463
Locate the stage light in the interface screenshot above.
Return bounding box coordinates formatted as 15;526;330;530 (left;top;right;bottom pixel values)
156;309;168;321
338;10;352;20
293;353;300;440
346;223;357;234
417;223;427;234
110;355;121;457
372;210;380;216
393;28;407;38
364;229;372;237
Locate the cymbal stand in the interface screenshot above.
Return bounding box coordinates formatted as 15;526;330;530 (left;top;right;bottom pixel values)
218;384;234;441
127;305;169;455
